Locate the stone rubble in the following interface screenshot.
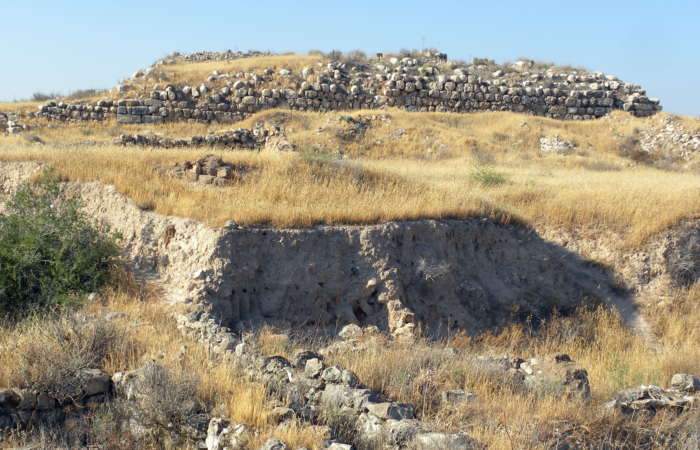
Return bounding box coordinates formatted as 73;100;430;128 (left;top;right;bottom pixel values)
636;116;700;164
157;154;251;187
540;136;577;155
176;305;594;450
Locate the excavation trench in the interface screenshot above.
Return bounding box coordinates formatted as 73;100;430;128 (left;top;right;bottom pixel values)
0;161;652;338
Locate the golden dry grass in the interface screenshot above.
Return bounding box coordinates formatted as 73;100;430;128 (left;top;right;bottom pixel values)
0;109;698;249
163;54;323;87
219;288;700;449
0;268;328;450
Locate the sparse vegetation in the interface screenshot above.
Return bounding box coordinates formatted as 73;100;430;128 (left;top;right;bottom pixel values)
0;109;698;247
31;92;60;102
469;164;508;185
323;49;343;62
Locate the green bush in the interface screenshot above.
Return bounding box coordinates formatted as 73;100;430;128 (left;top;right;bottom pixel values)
469;164;508;185
0;168;120;313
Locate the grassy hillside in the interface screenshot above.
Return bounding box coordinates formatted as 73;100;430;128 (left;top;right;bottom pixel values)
1;109;699;249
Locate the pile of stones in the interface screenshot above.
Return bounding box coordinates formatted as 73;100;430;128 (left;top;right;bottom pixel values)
114;127;265;149
637;116;700;164
540;136;578;155
176;306;595;450
159;155;251;187
606;374;700;413
0;112;42;134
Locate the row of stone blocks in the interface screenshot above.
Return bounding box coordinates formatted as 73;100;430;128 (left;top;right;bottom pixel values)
116;99;164;124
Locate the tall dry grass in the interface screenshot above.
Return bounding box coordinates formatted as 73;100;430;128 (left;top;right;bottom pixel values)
0;267;327;450
0;109;698;249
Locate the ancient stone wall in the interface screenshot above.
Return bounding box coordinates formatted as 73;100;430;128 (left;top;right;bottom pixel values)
29;59;661;127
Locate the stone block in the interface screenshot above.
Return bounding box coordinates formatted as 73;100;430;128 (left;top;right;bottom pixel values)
117;114;141;124
366;402;414;420
118;99;140;107
143;115;164;124
145;99;163;107
131;106;149;115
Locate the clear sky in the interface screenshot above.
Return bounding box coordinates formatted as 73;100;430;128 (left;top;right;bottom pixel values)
1;0;698;116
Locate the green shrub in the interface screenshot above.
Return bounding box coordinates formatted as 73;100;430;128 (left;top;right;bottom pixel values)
299;147;337;165
0;168;120;313
469;164;508;185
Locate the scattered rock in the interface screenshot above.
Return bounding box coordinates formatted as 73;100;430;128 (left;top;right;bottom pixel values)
671;374;700;392
540;137;577;155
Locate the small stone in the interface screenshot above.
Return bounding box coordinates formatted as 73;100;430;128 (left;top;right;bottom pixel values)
341;369;360;386
193;269;206;280
79;368;111;396
366;402;414;420
326;444;353;450
305;358;326;378
441;389;477;405
260;437;289;450
36;392;55;410
290;349;323;369
671;374;700;392
338;324;362;340
321;365;344;383
271;406;295;422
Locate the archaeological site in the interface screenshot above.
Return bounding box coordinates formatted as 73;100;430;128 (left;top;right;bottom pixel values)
1;46;700;450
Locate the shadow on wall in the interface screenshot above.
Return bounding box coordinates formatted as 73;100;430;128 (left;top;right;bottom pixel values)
202;219;632;337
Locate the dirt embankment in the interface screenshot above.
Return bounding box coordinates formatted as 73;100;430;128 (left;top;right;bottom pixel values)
0;161;670;338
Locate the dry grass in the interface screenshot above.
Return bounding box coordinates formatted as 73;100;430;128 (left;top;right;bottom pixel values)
163;54;323;87
212;292;700;448
0;268;324;450
293;303;699;449
0;109;698;249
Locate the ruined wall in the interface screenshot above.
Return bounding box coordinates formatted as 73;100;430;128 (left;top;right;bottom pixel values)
26;58;661;128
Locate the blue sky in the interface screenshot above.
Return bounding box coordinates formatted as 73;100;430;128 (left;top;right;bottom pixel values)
1;0;698;116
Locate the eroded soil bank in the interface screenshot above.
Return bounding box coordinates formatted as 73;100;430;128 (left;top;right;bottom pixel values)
0;161;656;336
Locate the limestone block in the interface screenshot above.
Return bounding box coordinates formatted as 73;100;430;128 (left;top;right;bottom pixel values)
117;114;142;124
143;115;164;124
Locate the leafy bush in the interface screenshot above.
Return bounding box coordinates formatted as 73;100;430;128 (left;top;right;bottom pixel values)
346;49;367;60
469;164;508;185
0;168;120;313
